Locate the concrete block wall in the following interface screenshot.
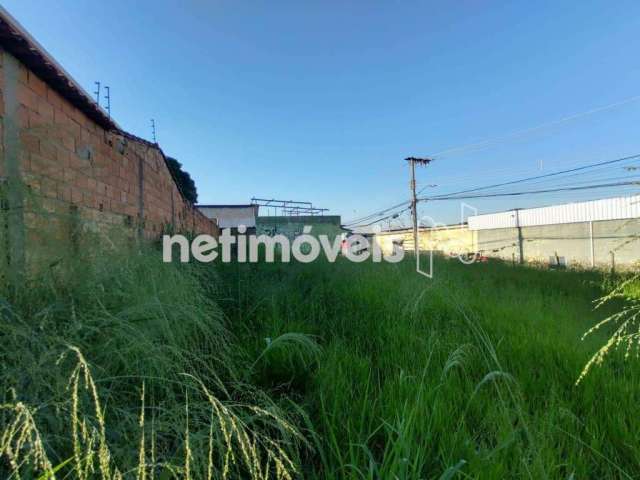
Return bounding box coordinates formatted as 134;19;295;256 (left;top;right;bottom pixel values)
375;226;475;256
0;48;217;264
374;219;638;269
475;219;640;268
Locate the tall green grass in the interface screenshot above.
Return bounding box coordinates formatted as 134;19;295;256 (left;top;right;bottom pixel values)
3;243;639;479
217;256;640;479
1;244;305;479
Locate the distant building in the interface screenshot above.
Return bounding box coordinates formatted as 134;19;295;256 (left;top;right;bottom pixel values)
469;194;640;268
374;223;472;256
197;204;259;234
373;195;640;269
256;215;345;241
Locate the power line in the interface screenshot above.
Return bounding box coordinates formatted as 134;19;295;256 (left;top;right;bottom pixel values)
345;159;435;228
346;204;410;228
343;200;410;226
534;173;640;189
447;163;639;197
504;169;640;191
430;94;640;159
421;153;640;198
350;206;411;228
418;156;639;191
349;152;640;228
509;160;639;185
418;180;640;202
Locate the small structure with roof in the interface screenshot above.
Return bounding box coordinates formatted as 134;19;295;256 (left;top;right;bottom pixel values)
197;205;259;234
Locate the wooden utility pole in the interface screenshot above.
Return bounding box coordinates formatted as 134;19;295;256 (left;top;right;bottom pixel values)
405;157;433;266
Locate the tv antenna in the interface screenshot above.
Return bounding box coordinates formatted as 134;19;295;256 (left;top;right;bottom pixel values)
104;86;111;117
151;119;157;143
93;81;101;105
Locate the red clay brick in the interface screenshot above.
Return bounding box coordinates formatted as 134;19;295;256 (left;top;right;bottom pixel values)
37;97;54;124
39;139;57;162
11;56;217;238
21;131;40;154
17;105;29;128
46;87;64;110
17;63;28;84
27;71;47;97
63;169;76;182
17;85;38;110
71;188;83;204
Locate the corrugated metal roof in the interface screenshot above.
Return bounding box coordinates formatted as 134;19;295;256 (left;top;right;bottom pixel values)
468;194;640;230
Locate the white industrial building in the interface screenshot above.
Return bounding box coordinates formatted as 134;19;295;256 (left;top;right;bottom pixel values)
468;195;640;268
373;195;640;269
468;195;640;230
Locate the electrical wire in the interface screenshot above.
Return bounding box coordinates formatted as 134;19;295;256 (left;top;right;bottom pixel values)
343;200;410;226
430;95;640;159
418;157;640;192
349;153;640;229
421;153;640;198
418;180;640;202
347;205;410;228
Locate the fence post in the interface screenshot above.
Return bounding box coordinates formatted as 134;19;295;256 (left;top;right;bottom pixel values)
515;209;524;264
589;221;595;268
2;51;25;286
610;251;615;273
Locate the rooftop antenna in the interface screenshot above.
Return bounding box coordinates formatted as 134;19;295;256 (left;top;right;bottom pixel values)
104;86;111;118
93;81;101;105
151;119;157;143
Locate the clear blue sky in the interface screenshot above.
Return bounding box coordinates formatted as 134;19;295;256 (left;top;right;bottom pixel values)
5;1;640;225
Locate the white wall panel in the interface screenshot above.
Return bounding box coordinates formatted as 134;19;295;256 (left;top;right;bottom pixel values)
468;195;640;230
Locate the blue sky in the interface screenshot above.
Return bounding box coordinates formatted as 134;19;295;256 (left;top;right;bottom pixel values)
5;1;640;225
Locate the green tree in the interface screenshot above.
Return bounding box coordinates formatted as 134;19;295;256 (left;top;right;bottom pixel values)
166;156;198;204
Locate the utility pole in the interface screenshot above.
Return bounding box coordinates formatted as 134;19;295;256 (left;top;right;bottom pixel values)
405;157;433;266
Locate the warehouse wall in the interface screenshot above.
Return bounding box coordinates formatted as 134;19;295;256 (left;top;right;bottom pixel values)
374;219;638;268
476;218;639;268
0;49;217;273
375;226;475;256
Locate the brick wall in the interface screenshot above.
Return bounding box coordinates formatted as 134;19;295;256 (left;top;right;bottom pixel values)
0;48;218;251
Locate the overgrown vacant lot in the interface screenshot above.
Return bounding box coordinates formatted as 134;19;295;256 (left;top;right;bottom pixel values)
217;257;640;479
2;248;639;479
